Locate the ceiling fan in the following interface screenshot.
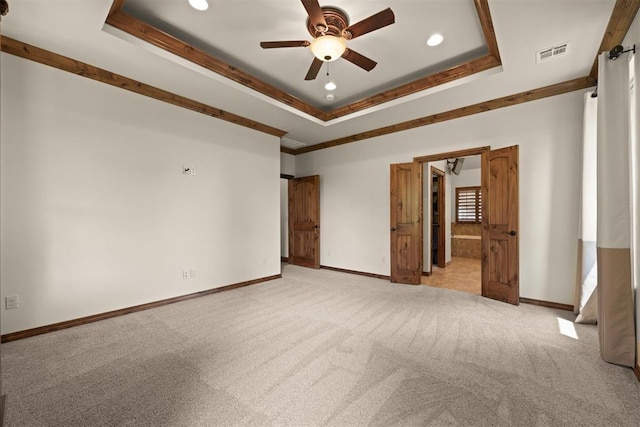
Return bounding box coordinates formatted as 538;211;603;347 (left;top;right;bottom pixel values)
260;0;395;81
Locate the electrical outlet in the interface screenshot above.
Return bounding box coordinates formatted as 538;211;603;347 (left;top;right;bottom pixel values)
5;296;18;310
182;270;189;279
190;168;196;175
190;268;196;278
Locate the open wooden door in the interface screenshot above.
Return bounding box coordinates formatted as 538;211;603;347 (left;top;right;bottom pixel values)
481;146;519;305
390;162;422;284
288;175;320;268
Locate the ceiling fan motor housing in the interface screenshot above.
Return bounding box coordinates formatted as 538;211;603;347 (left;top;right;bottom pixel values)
307;7;351;39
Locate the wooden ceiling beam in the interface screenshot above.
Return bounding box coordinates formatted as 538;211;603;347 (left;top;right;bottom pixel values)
325;55;500;120
105;10;328;121
107;0;127;17
280;146;296;155
106;0;501;121
294;76;596;155
589;0;640;79
474;0;501;62
0;37;287;138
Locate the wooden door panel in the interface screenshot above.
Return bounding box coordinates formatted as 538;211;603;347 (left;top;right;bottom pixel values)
390;162;422;284
289;175;320;269
489;156;509;226
482;146;519;305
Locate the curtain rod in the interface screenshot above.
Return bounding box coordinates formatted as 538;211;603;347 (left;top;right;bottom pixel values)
609;44;636;60
590;44;636;98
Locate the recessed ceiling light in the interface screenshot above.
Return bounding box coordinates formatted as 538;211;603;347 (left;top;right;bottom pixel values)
326;94;335;102
188;0;209;11
324;81;337;91
427;33;444;47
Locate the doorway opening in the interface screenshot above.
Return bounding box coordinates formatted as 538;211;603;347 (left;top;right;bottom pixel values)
419;152;483;295
390;145;520;305
423;166;446;275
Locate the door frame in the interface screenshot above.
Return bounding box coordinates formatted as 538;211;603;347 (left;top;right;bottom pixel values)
413;146;490;293
431;166;446;269
280;174;294;263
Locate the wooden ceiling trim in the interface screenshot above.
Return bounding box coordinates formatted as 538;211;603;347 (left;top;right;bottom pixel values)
474;0;501;61
1;37;287;138
107;0;127;17
294;76;596;155
414;146;490;164
106;1;502;121
325;55;500;120
106;10;328;121
323;0;502;120
589;0;640;79
280;146;297;155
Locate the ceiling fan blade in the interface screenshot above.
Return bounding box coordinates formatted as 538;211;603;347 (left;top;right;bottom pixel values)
304;57;323;80
342;49;377;71
301;0;328;32
344;8;395;39
260;41;310;49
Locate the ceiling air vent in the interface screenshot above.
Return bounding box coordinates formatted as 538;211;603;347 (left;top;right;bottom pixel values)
281;137;307;150
536;42;570;63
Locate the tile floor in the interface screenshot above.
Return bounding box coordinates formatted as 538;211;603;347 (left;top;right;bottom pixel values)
421;257;481;295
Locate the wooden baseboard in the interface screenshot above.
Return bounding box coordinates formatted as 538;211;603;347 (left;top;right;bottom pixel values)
0;274;281;343
519;297;573;312
281;256;289;262
633;364;640;382
320;265;390;280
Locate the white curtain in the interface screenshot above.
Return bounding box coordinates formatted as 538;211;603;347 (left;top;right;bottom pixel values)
631;51;640;372
574;92;598;324
595;51;636;367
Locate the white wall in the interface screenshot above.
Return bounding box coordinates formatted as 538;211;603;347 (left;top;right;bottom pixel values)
296;91;585;305
0;54;281;334
623;9;640;368
280;153;295;176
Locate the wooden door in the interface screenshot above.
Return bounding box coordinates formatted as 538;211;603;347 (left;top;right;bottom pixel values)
481;146;519;305
288;175;320;268
390;162;422;284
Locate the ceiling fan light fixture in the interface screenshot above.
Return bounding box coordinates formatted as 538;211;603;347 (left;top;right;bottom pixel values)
310;35;347;62
427;33;444;47
188;0;209;11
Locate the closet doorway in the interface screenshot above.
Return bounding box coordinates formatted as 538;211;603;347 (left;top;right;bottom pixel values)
427;166;446;273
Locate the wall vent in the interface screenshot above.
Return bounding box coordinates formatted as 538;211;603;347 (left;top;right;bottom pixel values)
536;42;570;63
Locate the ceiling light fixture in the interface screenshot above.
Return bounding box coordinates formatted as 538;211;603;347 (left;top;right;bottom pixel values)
188;0;209;11
324;63;337;91
326;93;335;102
310;35;347;62
427;33;444;47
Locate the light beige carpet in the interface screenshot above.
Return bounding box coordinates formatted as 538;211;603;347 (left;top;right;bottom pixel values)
2;264;640;426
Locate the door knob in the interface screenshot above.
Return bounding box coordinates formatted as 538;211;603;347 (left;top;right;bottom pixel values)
502;230;516;236
391;227;397;231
